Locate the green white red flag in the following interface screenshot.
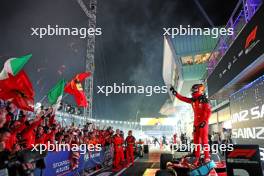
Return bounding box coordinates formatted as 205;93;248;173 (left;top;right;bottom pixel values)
0;54;32;80
47;79;66;106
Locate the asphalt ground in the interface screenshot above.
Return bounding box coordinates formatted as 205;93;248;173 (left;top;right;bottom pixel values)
89;147;162;176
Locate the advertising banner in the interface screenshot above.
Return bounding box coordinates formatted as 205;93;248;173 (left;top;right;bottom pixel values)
226;144;263;176
34;149;106;176
81;150;106;170
230;75;264;161
207;4;264;97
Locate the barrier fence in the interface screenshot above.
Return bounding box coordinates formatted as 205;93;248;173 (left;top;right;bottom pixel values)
34;147;112;176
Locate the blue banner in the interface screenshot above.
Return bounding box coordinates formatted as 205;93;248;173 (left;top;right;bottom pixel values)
34;149;105;176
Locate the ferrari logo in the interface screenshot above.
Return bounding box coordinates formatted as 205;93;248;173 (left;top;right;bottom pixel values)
76;82;83;91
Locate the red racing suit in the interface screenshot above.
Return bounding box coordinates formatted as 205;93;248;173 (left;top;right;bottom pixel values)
125;135;135;165
112;134;125;169
175;92;211;160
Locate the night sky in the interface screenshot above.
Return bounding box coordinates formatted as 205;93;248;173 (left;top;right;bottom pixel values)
0;0;238;121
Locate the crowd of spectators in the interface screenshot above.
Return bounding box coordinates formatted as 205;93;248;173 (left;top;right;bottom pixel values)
0;102;115;152
0;100;116;175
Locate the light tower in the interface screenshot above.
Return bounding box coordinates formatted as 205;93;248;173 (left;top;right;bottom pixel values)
77;0;97;122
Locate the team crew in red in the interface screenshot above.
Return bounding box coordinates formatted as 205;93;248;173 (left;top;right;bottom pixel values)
1;100;138;174
1;101;139;173
112;129;125;171
21;108;54;149
125;130;136;166
170;84;212;164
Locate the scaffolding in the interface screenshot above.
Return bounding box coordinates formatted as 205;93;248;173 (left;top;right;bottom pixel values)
77;0;97;122
206;0;262;78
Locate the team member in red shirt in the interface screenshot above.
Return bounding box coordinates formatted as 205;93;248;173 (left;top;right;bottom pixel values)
173;133;177;144
170;84;212;164
21;108;52;149
112;129;125;171
125;130;136;166
35;125;57;145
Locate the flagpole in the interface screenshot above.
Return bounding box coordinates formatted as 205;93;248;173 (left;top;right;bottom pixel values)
39;89;66;106
62;94;69;99
41;90;68;107
39;95;47;103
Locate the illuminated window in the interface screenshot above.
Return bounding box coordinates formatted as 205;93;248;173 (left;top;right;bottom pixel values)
181;56;193;65
194;53;210;64
194;54;202;64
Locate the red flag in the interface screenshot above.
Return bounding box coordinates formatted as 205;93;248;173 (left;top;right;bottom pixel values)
64;72;91;107
0;70;34;111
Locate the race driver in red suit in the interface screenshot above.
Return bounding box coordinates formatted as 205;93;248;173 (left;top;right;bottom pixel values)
112;129;125;171
170;84;211;164
125;130;136;166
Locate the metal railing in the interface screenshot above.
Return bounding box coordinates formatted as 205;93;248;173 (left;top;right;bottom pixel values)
205;0;262;79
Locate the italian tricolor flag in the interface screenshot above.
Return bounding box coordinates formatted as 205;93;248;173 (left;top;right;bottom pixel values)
0;54;32;80
48;79;66;111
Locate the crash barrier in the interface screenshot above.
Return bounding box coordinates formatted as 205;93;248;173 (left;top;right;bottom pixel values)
34;147;113;176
